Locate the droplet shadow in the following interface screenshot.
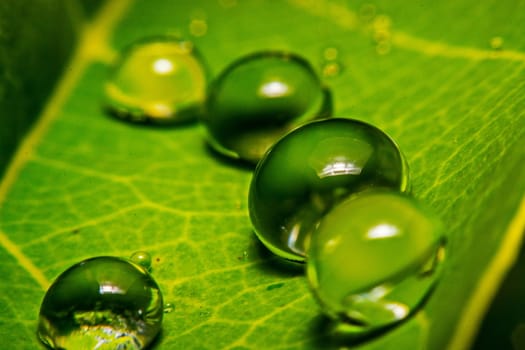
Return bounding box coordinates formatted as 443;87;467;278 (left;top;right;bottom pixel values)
250;235;305;278
203;142;257;172
308;313;402;348
103;105;202;131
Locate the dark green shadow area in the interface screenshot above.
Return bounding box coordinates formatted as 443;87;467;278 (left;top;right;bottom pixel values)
0;0;105;179
78;0;106;18
472;231;525;350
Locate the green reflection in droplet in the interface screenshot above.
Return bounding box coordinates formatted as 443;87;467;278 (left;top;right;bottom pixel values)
307;191;445;333
249;118;409;262
37;256;163;349
203;51;332;163
105;36;207;124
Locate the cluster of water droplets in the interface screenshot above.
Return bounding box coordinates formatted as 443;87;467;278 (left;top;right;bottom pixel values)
37;3;453;347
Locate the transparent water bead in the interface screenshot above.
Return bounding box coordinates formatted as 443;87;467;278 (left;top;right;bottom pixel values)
38;256;164;349
105;36;207;124
307;191;445;333
203;51;332;163
129;251;152;270
249;118;409;262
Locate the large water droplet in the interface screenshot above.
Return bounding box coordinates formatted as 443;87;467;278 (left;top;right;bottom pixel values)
307;191;445;333
249;118;409;262
37;256;163;349
202;51;332;163
105;36;208;124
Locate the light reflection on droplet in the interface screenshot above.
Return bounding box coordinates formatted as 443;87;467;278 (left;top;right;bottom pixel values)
384;303;409;319
367;224;399;239
259;81;291;98
152;58;175;74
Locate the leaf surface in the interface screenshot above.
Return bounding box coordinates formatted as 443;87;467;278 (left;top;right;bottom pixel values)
1;0;524;349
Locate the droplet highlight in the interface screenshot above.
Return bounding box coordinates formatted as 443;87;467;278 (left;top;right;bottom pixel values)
104;36;208;124
37;256;163;349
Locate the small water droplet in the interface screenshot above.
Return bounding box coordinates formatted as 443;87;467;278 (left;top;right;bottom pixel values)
249;119;409;262
321;47;343;78
490;36;504;50
237;250;248;261
38;256;163;349
307;192;445;333
373;15;392;31
219;0;237;8
190;19;208;37
163;303;175;314
376;41;392;55
359;4;377;22
130;251;152;270
373;29;391;43
104;36;208;124
202;51;332;163
322;62;343;78
266;282;285;291
323;47;339;61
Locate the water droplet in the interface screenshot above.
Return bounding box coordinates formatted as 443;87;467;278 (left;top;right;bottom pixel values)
373;29;391;43
359;4;377;22
249;118;409;262
163;303;175;314
237;250;249;261
219;0;237;8
105;36;208;124
38;256;164;349
189;19;208;37
322;62;343;78
202;51;332;163
321;47;342;78
307;191;445;333
129;251;152;270
372;15;392;31
490;36;504;50
323;47;339;61
376;41;392;55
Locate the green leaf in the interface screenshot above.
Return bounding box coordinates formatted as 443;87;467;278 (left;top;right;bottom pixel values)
1;0;524;349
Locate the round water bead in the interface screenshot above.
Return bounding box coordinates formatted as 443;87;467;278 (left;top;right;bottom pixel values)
129;251;152;270
105;36;207;124
203;51;332;163
307;191;445;333
249;118;409;262
38;256;164;349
